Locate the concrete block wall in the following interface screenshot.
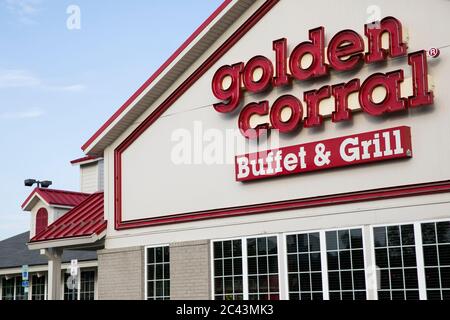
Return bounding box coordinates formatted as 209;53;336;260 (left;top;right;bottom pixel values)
170;240;211;300
97;246;144;300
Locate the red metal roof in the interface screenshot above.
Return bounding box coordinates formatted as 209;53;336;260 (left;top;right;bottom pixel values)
70;155;101;165
21;188;90;210
81;0;233;153
30;192;106;243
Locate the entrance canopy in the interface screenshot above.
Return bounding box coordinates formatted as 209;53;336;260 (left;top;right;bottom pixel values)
28;192;106;251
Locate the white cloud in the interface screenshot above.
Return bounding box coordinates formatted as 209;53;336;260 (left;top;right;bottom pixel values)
0;69;86;92
0;69;41;88
4;0;42;24
0;107;44;120
46;84;86;92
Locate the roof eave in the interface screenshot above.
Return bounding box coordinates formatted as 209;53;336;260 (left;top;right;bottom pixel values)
0;260;98;275
21;190;49;211
27;229;106;251
70;156;103;166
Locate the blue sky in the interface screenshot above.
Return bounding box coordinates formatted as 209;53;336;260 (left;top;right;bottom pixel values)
0;0;223;240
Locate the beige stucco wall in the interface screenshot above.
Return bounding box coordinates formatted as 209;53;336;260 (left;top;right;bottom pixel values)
101;0;450;249
118;0;449;222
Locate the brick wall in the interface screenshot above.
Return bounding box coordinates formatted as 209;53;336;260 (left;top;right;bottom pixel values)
97;246;144;300
170;240;211;300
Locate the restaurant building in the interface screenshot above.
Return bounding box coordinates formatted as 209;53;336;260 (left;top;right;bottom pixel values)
3;0;450;300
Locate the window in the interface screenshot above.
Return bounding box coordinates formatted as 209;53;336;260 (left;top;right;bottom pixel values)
247;236;279;300
80;271;95;300
213;239;243;300
1;276;27;301
210;221;450;300
146;246;170;300
421;221;450;300
31;274;46;300
373;224;419;300
1;277;15;301
35;208;48;235
63;270;96;300
14;277;27;300
326;228;366;300
213;236;279;300
286;232;323;300
63;273;78;300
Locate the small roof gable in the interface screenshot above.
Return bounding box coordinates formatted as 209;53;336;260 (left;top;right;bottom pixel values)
21;188;90;211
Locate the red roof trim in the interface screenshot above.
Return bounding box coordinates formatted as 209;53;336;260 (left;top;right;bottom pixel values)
81;0;233;152
116;180;450;229
21;188;90;210
70;155;101;165
21;187;39;209
30;192;106;243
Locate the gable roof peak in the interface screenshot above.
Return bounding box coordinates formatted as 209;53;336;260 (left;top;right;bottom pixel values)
21;188;90;211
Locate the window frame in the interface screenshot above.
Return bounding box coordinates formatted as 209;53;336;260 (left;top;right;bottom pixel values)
1;276;16;301
61;268;97;300
0;273;49;301
284;229;325;300
212;238;245;300
14;275;28;300
418;218;450;300
210;219;450;300
286;226;368;300
369;222;421;300
246;235;281;300
30;273;47;300
370;218;450;300
62;271;78;300
144;244;170;300
79;269;96;300
212;226;368;300
210;233;283;300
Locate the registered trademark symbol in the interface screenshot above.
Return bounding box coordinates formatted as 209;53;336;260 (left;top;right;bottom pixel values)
428;47;440;58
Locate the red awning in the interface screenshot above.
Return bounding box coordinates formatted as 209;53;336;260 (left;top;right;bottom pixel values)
30;192;106;243
21;188;90;210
